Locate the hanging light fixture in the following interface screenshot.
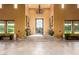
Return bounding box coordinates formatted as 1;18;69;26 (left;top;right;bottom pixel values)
38;4;40;13
36;4;43;14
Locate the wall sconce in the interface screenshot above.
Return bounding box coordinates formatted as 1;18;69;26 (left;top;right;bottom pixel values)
61;4;64;8
14;4;18;8
0;4;2;8
77;4;79;8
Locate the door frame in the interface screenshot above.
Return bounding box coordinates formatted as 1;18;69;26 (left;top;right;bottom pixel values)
35;18;44;35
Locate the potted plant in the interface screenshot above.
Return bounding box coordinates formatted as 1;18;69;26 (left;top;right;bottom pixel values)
48;28;54;36
64;33;71;40
25;28;31;36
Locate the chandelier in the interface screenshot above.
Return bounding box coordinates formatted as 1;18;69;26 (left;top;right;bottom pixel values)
36;4;43;14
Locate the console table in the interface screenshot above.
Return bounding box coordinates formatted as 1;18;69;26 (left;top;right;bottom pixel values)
65;34;79;40
0;34;14;40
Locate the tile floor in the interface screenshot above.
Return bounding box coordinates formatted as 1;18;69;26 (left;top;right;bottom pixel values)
0;35;79;55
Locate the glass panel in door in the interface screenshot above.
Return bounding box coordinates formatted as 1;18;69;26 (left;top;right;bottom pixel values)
36;18;43;34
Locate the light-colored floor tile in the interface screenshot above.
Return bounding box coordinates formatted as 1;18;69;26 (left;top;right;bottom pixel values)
0;36;79;55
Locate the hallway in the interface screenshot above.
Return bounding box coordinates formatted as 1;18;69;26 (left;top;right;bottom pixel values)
0;36;79;55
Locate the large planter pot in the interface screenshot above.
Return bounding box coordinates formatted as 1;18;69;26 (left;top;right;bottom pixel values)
48;29;54;36
25;28;31;36
10;34;14;40
65;34;71;40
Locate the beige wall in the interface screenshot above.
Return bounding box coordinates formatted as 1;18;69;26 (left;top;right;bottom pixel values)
0;4;25;39
50;4;54;17
64;4;79;20
54;4;64;38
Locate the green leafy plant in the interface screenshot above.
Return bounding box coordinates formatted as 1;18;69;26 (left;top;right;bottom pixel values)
48;28;54;36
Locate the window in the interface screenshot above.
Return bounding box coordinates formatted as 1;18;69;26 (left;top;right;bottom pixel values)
73;21;79;34
0;21;5;33
7;21;14;34
64;21;72;34
64;20;79;34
